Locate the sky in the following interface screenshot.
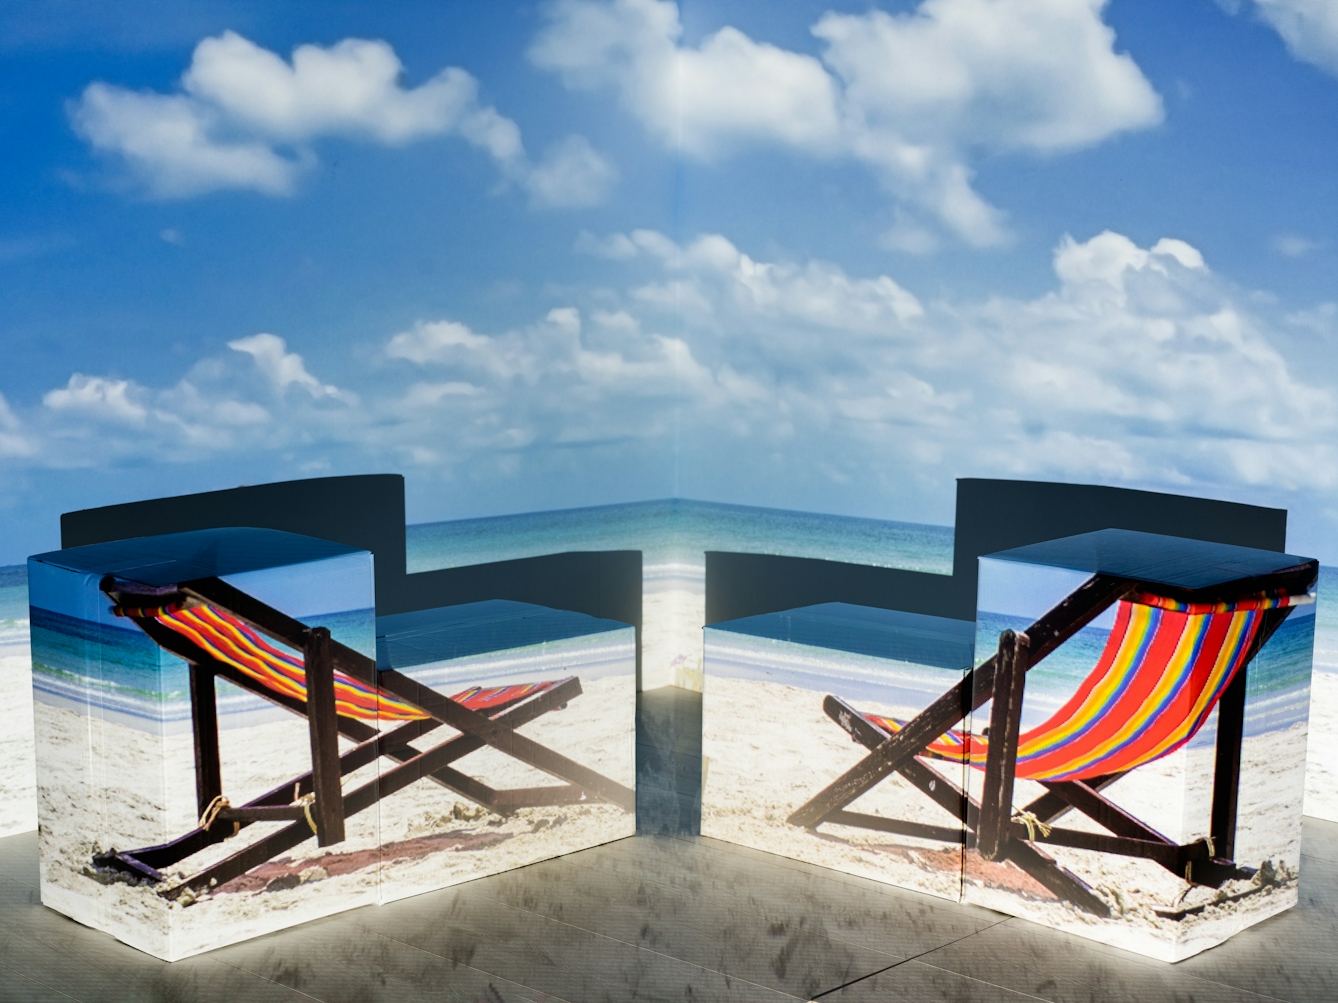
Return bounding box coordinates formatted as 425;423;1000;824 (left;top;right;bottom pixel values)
2;0;1338;565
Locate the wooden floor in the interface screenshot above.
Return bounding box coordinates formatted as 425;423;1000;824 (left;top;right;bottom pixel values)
2;688;1336;1002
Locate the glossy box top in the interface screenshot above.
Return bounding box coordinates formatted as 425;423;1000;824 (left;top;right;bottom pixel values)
30;527;365;586
708;601;975;670
982;528;1312;591
376;598;630;669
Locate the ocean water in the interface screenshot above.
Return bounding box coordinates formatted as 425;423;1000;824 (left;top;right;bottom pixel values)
406;499;955;575
406;498;954;688
704;627;967;710
1316;565;1338;672
30;606;184;721
4;513;1336;715
29;604;374;732
0;564;28;649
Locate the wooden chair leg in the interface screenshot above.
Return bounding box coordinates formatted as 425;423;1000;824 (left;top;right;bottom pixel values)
305;627;346;846
977;630;1028;861
188;663;223;819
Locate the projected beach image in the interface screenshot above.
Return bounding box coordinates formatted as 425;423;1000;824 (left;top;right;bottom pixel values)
371;602;636;905
0;564;35;838
701;603;974;901
962;557;1317;962
406;499;955;693
29;551;382;960
31;544;636;962
1304;566;1338;822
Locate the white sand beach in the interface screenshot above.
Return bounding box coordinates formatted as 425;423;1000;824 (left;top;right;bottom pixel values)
1305;670;1338;822
34;673;634;961
642;569;705;691
702;675;1307;962
702;675;966;902
0;648;36;837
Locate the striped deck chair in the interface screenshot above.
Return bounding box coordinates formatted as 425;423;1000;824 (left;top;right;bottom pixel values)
788;565;1317;917
94;575;634;900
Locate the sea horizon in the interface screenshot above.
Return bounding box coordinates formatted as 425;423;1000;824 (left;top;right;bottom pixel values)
3;500;1335;704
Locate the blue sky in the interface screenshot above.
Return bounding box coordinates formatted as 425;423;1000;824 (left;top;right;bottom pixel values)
2;0;1338;565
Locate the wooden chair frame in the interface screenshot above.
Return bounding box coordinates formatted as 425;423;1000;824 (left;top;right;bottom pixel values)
94;575;635;900
787;563;1317;917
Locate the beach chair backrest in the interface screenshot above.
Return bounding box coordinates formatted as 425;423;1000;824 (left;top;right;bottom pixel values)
870;589;1310;783
146;604;429;721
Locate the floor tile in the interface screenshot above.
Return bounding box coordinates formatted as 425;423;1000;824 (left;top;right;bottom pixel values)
813;959;1047;1002
210;911;555;1003
0;875;310;1002
5;787;1338;1003
478;854;898;1000
0;832;38;888
0;963;80;1003
352;880;802;1003
919;918;1285;1003
565;834;1001;956
1298;851;1338;918
1171;853;1338;1003
1301;817;1338;865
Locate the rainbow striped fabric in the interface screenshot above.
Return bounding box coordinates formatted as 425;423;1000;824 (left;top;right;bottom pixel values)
865;590;1310;783
137;604;553;724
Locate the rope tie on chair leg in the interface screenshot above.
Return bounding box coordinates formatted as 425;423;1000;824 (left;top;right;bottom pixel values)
199;795;229;831
292;784;318;835
1012;810;1051;841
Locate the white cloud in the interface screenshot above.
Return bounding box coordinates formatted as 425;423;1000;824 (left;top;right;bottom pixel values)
5;228;1335;550
532;0;1161;246
1051;230;1205;303
574;230;639;259
402;381;482;407
590;228;925;329
384;307;711;400
1250;1;1338;76
573;226;1335;499
72;30;613;206
72;84;299;197
1273;233;1322;258
977;237;1328;461
385;320;497;366
43;374;149;424
181;32;483;145
815;1;1160;153
228;333;348;400
525;135;618;208
0;394;35;458
19;337;349;468
0;394;23;432
531;0;842;156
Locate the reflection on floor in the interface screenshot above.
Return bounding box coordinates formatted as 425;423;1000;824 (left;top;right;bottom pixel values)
1;686;1336;1002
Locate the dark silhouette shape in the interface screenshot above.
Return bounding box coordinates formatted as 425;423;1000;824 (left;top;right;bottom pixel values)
705;478;1287;624
61;474;642;683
